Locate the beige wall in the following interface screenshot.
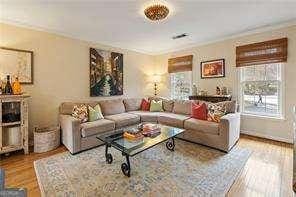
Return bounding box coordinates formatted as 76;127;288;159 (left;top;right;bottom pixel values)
1;22;295;143
0;23;155;139
155;25;296;143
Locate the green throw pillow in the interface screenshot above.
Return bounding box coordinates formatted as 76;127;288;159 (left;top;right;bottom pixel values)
88;104;104;122
150;100;164;112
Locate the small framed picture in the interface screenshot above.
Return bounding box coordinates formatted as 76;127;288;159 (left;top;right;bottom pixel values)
0;47;34;84
200;59;225;79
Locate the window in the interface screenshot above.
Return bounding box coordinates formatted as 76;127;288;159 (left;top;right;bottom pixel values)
170;71;192;100
239;63;283;118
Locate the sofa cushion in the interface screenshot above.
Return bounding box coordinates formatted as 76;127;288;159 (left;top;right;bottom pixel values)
140;99;150;111
191;103;208;120
150;100;164;112
99;99;126;115
162;99;174;112
184;118;219;135
149;97;174;112
158;113;190;128
72;105;88;123
80;119;115;137
88;104;104;122
105;113;140;128
129;111;166;122
207;102;227;123
193;100;236;114
123;98;142;111
60;102;98;115
172;100;192;115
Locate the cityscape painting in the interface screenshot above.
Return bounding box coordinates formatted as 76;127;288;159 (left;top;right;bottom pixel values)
90;48;123;96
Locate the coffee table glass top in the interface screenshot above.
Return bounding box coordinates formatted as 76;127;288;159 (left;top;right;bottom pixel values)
96;124;184;156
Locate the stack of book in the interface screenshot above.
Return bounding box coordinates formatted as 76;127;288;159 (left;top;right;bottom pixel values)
142;123;161;137
123;124;161;140
123;128;144;141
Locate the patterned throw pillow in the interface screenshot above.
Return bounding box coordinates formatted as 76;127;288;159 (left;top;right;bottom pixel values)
207;103;226;123
72;105;88;123
88;104;104;122
149;100;164;112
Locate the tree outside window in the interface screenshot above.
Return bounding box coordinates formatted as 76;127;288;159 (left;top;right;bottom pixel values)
170;71;192;100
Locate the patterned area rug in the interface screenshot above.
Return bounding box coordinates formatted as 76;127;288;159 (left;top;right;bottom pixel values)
34;140;251;197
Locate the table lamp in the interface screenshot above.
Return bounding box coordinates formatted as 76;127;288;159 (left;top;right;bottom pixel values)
152;75;161;96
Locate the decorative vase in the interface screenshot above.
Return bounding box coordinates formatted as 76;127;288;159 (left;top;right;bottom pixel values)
192;84;197;96
12;77;22;95
216;86;221;95
221;87;228;95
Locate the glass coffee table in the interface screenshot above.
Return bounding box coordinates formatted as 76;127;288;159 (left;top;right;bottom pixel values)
96;124;184;177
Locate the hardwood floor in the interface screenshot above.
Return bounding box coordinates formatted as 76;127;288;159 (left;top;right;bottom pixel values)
228;135;293;197
0;146;67;196
0;135;293;197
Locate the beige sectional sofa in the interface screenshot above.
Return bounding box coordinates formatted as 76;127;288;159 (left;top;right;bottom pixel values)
59;98;240;154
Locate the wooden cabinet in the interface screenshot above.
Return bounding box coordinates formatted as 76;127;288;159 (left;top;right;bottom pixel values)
188;95;232;103
0;94;29;155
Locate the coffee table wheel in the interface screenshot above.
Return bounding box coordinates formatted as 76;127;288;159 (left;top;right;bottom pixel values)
166;139;175;151
121;163;130;177
106;153;113;164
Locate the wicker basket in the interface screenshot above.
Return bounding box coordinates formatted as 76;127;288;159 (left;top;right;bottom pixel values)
34;126;60;153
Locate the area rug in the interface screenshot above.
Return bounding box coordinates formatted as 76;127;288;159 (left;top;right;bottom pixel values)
34;140;251;197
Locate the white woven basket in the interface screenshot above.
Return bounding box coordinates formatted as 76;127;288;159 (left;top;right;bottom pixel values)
34;126;60;153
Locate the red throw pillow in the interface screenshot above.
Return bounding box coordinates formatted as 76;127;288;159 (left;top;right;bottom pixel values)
191;102;208;120
141;99;150;111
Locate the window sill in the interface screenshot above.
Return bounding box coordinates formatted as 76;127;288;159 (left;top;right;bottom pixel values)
241;113;285;121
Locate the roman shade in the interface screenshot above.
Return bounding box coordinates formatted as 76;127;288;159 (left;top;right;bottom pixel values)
236;38;287;67
168;55;193;73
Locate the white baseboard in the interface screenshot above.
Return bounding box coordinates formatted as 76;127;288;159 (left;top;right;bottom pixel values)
240;130;293;144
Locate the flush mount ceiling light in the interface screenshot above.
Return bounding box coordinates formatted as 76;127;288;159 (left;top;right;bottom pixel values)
144;4;169;21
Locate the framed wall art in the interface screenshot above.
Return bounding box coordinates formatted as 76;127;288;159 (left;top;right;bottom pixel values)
200;59;225;79
90;48;123;96
0;47;34;84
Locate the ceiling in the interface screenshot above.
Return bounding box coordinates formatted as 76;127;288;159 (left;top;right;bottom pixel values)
1;0;296;55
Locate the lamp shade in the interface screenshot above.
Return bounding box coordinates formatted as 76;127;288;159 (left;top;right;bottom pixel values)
152;75;161;83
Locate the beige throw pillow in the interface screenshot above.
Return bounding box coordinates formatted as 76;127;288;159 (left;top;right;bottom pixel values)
172;100;192;115
88;104;104;122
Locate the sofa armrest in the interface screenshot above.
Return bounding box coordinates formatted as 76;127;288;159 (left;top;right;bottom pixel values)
59;115;81;154
219;113;241;152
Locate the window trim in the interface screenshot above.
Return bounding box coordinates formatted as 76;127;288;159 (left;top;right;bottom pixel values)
238;63;285;119
170;71;192;100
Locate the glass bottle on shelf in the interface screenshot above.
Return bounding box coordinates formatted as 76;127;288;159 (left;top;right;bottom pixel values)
12;77;22;95
4;75;13;94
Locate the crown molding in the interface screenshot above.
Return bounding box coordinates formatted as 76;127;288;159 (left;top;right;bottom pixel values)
154;19;296;55
1;18;296;56
0;18;153;55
